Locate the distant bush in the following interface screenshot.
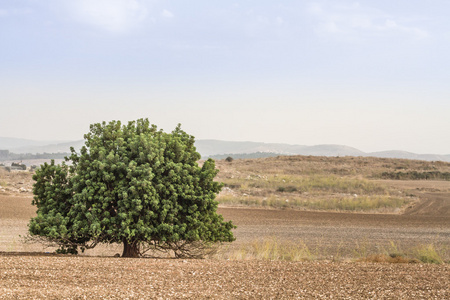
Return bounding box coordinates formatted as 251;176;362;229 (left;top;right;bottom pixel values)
224;183;241;189
277;186;297;193
225;156;234;162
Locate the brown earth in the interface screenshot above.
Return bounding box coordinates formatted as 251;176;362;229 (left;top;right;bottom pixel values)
219;205;450;253
0;255;449;299
373;179;450;215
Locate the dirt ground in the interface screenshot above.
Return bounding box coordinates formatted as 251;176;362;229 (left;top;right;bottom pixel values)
0;174;449;298
1;255;449;299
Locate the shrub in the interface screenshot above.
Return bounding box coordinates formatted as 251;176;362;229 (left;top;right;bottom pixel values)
276;186;297;193
225;156;234;162
414;244;444;264
28;119;235;258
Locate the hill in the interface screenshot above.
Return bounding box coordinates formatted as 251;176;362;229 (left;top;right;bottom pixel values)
199;140;450;162
196;140;365;158
368;150;450;162
11;140;84;154
0;137;69;150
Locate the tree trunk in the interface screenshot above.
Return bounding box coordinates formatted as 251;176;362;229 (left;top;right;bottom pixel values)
122;239;140;257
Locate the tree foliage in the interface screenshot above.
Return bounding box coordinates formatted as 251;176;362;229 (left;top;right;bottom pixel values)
29;119;235;257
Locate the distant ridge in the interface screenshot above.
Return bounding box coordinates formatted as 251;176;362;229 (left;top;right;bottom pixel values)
194;139;308;157
1;137;449;162
0;138;84;154
11;140;85;154
0;137;71;150
367;150;450;162
196;139;450;162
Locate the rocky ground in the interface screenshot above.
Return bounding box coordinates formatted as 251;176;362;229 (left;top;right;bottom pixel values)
0;254;449;299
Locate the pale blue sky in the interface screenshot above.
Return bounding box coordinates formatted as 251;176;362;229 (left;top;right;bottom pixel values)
1;1;449;154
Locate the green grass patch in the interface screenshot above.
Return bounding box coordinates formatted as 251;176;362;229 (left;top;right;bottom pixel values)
299;196;408;211
222;174;389;195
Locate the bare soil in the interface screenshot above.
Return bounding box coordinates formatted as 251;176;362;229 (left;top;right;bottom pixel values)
1;255;449;299
219;205;450;253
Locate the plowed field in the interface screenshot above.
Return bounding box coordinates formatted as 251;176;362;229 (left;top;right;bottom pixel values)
1;255;449;299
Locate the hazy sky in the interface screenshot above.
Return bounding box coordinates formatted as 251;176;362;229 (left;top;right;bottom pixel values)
1;1;449;154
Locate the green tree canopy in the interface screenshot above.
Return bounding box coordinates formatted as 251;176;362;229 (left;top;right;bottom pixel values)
29;119;235;257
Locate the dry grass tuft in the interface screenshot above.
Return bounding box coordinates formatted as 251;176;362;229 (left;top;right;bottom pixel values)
217;237;315;261
413;244;445;264
359;254;418;264
359;242;447;264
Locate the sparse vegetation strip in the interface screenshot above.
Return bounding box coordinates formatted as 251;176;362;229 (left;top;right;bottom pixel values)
218;194;408;212
380;171;450;181
218;173;412;212
217;238;448;264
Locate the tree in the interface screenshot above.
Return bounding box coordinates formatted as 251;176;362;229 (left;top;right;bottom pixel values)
28;119;235;257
